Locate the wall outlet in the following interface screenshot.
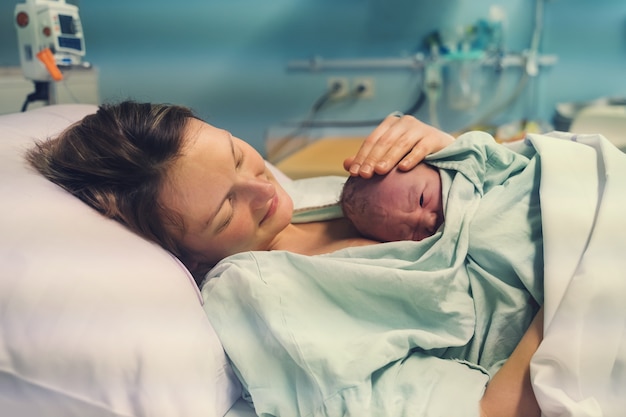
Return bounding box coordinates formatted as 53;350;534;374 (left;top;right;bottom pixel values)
353;77;374;99
327;77;349;99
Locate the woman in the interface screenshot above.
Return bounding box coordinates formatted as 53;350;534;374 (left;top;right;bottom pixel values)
27;101;542;417
26;101;453;278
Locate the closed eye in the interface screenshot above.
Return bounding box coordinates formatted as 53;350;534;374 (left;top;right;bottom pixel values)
216;194;235;233
229;134;244;170
235;150;244;168
419;194;424;207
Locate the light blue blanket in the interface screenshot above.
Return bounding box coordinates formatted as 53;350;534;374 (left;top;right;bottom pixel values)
202;132;543;417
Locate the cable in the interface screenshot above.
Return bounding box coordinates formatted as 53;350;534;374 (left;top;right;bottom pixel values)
526;0;544;77
470;71;530;128
267;81;346;162
59;71;81;104
21;81;50;112
280;86;427;129
268;78;428;163
461;0;544;130
424;58;443;128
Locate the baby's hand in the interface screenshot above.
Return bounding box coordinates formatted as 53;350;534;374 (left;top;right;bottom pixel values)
343;113;454;178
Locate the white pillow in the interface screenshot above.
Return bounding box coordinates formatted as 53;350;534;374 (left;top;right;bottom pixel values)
0;105;241;417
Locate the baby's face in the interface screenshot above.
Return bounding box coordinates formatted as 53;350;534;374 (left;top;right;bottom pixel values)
363;163;444;242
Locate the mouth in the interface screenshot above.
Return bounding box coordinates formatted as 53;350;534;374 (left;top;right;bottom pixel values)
260;194;278;225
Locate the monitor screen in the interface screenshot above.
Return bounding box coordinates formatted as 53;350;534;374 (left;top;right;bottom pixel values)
58;15;76;35
58;36;82;51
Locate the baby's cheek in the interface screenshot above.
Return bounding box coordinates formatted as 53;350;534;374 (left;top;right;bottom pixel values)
380;223;405;242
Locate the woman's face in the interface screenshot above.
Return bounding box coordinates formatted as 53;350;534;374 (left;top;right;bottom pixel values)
160;118;293;267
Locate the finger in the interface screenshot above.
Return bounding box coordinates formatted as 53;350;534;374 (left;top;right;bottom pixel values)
396;131;455;171
360;114;414;156
344;114;400;176
370;119;431;175
371;130;423;175
342;155;356;172
396;143;429;171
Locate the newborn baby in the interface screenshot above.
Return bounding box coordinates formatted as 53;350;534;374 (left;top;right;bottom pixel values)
341;162;445;242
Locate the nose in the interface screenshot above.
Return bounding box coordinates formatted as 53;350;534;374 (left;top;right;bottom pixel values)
414;211;438;241
238;177;275;210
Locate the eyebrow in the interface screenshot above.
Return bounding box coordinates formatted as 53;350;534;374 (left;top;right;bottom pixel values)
202;133;237;233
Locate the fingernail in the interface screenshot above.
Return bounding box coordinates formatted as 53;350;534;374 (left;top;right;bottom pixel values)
360;164;373;175
376;161;388;170
350;164;361;175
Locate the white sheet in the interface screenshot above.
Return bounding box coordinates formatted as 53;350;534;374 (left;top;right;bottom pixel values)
224;399;256;417
528;132;626;417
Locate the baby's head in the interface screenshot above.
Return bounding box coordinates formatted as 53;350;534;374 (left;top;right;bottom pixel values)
341;162;444;242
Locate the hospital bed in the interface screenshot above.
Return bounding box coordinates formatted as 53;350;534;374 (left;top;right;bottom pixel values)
1;104;625;417
0;104;255;417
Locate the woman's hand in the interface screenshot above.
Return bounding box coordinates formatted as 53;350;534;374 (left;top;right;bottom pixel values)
343;113;455;178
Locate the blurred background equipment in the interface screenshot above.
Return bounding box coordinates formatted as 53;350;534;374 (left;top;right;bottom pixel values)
14;0;87;110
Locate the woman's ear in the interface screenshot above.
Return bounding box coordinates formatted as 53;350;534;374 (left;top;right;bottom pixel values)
178;253;200;274
184;256;200;272
178;249;215;285
184;257;214;286
192;265;214;287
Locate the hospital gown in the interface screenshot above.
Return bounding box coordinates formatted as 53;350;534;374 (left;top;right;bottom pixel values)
201;132;543;417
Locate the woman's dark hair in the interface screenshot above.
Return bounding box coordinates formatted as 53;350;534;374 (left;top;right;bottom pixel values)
26;101;199;275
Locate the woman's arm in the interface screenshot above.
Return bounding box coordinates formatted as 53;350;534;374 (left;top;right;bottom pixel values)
343;113;455;178
480;307;544;417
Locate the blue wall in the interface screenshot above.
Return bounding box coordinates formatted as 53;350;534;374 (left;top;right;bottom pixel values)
2;0;625;154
